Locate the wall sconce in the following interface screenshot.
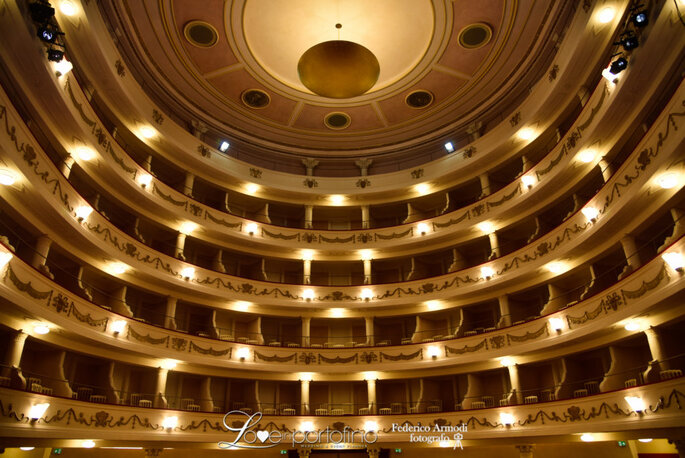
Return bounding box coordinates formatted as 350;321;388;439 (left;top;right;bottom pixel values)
179;221;198;235
364;420;378;431
662;252;684;272
73;146;95;161
75;205;93;222
476;221;495;234
549;317;564;333
0;168;17;186
427;346;441;359
481;266;495;280
581;207;599;222
137;173;152;188
111;320;126;335
500;412;515;426
302;288;315;301
499;356;515;367
624;396;646;413
361;288;373;301
521;175;535;189
28;403;50;421
160;359;177;370
0;251;13;270
237;347;250;361
162;416;178;430
301;250;314;261
180;266;195;280
245;222;258;236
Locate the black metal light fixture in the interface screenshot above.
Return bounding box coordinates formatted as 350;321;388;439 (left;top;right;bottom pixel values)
29;2;55;23
618;32;639;51
632;10;648;27
610;57;628;74
37;24;62;43
46;48;64;62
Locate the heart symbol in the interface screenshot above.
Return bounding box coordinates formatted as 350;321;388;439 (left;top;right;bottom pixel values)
257;430;269;443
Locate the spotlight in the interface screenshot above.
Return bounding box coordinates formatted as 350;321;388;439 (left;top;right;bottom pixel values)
609;57;628;74
29;3;56;23
46;48;64;62
618;33;639;51
37;25;61;43
632;11;648;27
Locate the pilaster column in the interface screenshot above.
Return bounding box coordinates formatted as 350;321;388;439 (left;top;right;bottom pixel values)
154;367;169;408
620;235;641;270
365;317;375;345
31;235;52;275
448;248;466;272
200;376;214;412
111;285;133;317
300;380;310;415
301;317;311;347
213;250;226;273
498;295;511;327
466;120;483;141
516;444;534;458
361;205;370;229
302;158;319;176
479;173;491;197
508;364;522;405
521;155;532;173
183;172;194;197
60;155;75;178
488;231;500;259
363;259;372;284
645;327;667;365
598;157;613;182
191;120;208;140
367;379;377;414
2;330;27;377
304;205;313;229
175;233;186;260
355;158;373;176
303;259;311;284
165;297;177;330
143;154;153;172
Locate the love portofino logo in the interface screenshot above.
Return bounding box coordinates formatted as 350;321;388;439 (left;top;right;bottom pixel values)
218;411;379;449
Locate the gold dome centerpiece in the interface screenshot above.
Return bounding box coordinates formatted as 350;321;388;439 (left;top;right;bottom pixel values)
297;40;380;99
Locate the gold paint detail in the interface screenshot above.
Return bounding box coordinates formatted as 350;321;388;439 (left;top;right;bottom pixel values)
183;20;219;48
324;112;351;130
458;23;493;49
297;41;380;98
241;89;271;109
405;90;434;109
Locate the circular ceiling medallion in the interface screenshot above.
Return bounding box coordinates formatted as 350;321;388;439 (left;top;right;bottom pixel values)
324;112;351;130
183;21;218;48
297;41;380;99
458;23;492;49
405;90;434;109
241;89;271;109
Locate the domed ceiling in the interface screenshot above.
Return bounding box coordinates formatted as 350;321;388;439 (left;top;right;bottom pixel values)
102;0;572;164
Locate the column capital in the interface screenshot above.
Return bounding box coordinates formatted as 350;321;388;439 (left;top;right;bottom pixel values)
297;448;312;458
516;444;534;457
367;446;381;458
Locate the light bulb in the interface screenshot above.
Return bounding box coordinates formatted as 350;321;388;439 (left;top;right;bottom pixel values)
139;126;156;139
75;205;93;220
111;320;127;334
578;149;596;163
517;127;535;141
33;324;50;335
180;267;195;279
73;146;95;161
59;0;78;16
596;6;615;23
162;416;178;429
179;221;198;235
28;403;50;419
0;169;17;185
